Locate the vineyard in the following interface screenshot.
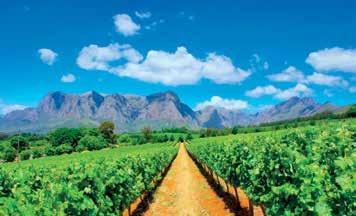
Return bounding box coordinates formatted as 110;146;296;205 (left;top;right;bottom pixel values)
0;119;355;215
0;143;178;215
187;119;356;215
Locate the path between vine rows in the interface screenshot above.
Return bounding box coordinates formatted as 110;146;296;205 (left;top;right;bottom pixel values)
143;143;235;216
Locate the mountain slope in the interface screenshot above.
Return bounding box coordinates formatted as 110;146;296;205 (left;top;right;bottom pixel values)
0;91;198;133
0;92;346;133
253;97;343;123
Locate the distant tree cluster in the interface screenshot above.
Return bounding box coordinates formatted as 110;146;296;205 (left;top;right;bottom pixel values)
0;121;117;163
1;106;354;163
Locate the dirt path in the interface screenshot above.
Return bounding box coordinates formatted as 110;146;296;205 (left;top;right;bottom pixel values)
143;143;234;216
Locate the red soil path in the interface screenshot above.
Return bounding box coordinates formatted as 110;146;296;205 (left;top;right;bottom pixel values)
143;143;235;216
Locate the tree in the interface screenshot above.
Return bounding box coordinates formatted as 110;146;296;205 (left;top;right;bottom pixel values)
206;128;213;137
141;126;152;142
99;121;116;144
48;128;83;148
231;126;239;135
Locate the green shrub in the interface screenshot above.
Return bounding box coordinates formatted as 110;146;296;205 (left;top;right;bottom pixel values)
0;142;16;162
20;150;32;160
178;136;184;142
44;145;56;156
118;134;130;143
77;135;107;151
186;133;193;140
10;136;29;151
55;144;74;155
32;148;44;158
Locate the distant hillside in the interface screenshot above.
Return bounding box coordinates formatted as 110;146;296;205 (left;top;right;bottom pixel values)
0;91;349;133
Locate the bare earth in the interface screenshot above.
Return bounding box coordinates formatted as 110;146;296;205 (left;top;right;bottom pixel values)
144;143;234;216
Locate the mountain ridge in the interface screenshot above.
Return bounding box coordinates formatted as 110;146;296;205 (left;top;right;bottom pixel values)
0;91;347;133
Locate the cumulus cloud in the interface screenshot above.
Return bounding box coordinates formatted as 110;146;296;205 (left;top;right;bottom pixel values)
113;14;140;36
38;48;58;65
245;85;280;98
267;66;349;88
76;43;143;71
135;11;152;19
61;74;76;83
195;96;249;111
274;84;312;100
77;44;251;86
113;47;251;86
0;101;27;115
245;83;312;100
267;66;305;82
306;72;348;87
306;47;356;73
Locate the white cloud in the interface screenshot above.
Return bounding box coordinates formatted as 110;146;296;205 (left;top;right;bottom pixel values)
267;66;349;88
61;74;76;83
135;11;152;19
76;43;143;71
113;14;140;36
110;46;251;86
245;85;280;98
267;66;305;82
0;101;27;115
195;96;249;110
245;83;313;100
306;47;356;73
201;53;251;84
38;48;58;65
306;72;348;87
275;83;312;100
250;54;269;71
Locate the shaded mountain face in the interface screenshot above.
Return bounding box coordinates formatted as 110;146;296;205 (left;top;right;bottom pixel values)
253;96;342;123
196;106;253;128
0;92;343;133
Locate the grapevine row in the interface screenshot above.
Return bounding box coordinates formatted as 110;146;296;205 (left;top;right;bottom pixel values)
187;122;355;216
0;146;177;215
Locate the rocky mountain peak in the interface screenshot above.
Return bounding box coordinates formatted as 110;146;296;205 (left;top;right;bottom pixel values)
39;91;66;111
81;91;104;107
147;91;180;103
0;91;344;133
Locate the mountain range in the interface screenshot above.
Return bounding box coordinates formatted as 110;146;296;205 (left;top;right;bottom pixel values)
0;91;347;133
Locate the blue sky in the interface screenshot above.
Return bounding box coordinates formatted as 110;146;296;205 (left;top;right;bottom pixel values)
0;0;355;114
